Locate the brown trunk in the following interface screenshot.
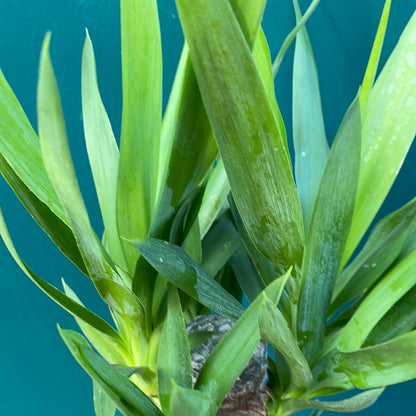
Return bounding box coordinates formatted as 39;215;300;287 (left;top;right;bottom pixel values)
186;315;269;416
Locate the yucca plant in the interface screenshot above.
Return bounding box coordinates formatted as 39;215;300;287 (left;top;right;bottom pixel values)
1;0;416;415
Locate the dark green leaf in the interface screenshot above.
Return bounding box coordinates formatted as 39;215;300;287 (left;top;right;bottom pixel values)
332;196;416;314
176;0;304;276
133;238;244;320
297;96;361;362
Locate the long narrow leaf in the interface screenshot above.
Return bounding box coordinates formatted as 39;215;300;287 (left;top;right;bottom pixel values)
82;31;126;270
292;0;329;230
278;389;383;415
297;96;361;362
344;11;416;263
93;381;117;416
329;248;416;352
332;196;416;313
259;296;312;396
157;285;192;412
176;0;304;276
0;210;124;345
0;154;86;273
360;0;392;111
313;331;416;391
117;0;162;273
59;329;163;416
133;238;244;320
195;272;290;413
0;69;65;221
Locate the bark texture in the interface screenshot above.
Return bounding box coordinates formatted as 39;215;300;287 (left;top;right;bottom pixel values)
186;315;269;416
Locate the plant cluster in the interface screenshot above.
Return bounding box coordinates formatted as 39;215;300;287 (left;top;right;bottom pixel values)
1;0;415;415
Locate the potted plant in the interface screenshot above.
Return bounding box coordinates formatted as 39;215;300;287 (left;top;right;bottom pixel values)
0;0;415;415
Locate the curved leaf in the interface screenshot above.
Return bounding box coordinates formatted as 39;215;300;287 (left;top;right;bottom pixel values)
176;0;304;276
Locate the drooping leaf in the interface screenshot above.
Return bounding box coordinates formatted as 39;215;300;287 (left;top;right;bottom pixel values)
0;69;65;222
59;329;163;416
0;210;125;348
292;0;329;230
313;331;416;392
259;296;312;396
332;196;416;314
329;248;416;352
82;30;126;270
297;96;361;362
0;154;86;273
157;285;192;412
195;272;290;413
344;11;416;263
176;0;304;276
117;0;162;273
133;238;244;320
360;0;392;111
278;389;384;415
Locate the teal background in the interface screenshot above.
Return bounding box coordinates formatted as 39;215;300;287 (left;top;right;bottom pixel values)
0;0;415;415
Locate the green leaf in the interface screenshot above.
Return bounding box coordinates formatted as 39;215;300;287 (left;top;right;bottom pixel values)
278;389;383;415
229;243;265;303
0;154;86;274
313;331;416;391
133;238;244;320
297;96;361;362
197;158;230;240
200;213;240;278
169;382;212;416
365;285;416;346
59;329;163;416
259;296;312;396
331;196;416;314
195;272;290;413
37;33;130;297
176;0;304;276
93;380;117;416
62;279;130;364
329;248;416;352
0;210;126;347
0;68;65;222
344;11;416;263
292;0;329;230
361;0;392;111
272;0;322;76
82;30;126;270
157;285;192;412
117;0;162;273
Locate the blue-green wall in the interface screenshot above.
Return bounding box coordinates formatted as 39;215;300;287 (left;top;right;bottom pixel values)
0;1;414;415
